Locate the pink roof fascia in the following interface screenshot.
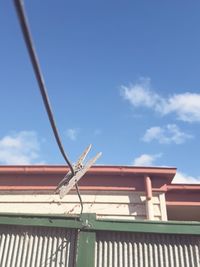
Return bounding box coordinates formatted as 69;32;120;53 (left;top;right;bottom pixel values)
0;165;176;192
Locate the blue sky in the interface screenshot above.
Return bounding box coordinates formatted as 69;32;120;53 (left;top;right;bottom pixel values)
1;1;200;183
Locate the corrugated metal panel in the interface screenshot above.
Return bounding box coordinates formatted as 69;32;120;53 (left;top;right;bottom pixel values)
0;224;77;267
95;231;200;267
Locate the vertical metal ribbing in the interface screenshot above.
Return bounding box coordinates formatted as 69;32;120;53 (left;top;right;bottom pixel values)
95;231;200;267
0;225;77;267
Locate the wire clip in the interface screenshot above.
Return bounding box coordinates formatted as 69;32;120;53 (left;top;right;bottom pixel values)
56;145;102;198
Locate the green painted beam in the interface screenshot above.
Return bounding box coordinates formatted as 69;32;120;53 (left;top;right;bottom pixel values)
91;219;200;235
0;214;83;229
0;213;200;235
76;231;96;267
79;213;200;235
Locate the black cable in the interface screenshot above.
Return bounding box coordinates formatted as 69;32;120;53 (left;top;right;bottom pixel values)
75;184;83;216
13;0;75;176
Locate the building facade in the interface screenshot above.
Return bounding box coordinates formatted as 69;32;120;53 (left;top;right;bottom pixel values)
0;165;199;266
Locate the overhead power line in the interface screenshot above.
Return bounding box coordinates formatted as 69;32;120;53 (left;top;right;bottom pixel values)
13;0;75;176
13;0;102;216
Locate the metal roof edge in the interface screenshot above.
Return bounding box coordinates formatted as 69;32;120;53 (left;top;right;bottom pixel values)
0;165;177;179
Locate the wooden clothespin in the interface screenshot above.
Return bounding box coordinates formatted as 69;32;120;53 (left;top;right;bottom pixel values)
56;145;102;198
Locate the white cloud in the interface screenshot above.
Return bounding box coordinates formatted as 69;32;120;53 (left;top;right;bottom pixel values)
0;131;42;165
132;153;161;166
121;79;200;122
173;171;200;184
163;93;200;122
143;124;193;144
121;78;161;108
66;128;78;141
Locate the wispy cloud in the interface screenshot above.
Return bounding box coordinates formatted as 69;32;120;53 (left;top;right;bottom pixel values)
0;131;43;165
121;78;200;122
121;78;160;109
143;124;193;144
173;171;200;184
132;153;161;166
66;128;79;141
163;93;200;122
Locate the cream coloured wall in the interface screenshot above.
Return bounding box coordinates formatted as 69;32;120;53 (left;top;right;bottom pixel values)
0;191;167;220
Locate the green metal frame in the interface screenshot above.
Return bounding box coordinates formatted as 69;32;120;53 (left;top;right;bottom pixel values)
0;213;200;235
0;213;200;267
76;231;96;267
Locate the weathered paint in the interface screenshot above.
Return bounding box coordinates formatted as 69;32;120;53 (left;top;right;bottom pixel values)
0;191;166;220
0;165;199;221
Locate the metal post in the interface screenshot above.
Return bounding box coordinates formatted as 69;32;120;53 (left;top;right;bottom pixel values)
76;230;96;267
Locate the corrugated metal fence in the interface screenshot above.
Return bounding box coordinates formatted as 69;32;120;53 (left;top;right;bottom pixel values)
0;221;200;267
95;231;200;267
0;225;77;267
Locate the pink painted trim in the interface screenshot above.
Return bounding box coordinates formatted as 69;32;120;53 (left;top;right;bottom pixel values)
0;165;176;192
0;186;139;192
144;175;152;200
166;201;200;207
167;184;200;191
0;165;176;179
